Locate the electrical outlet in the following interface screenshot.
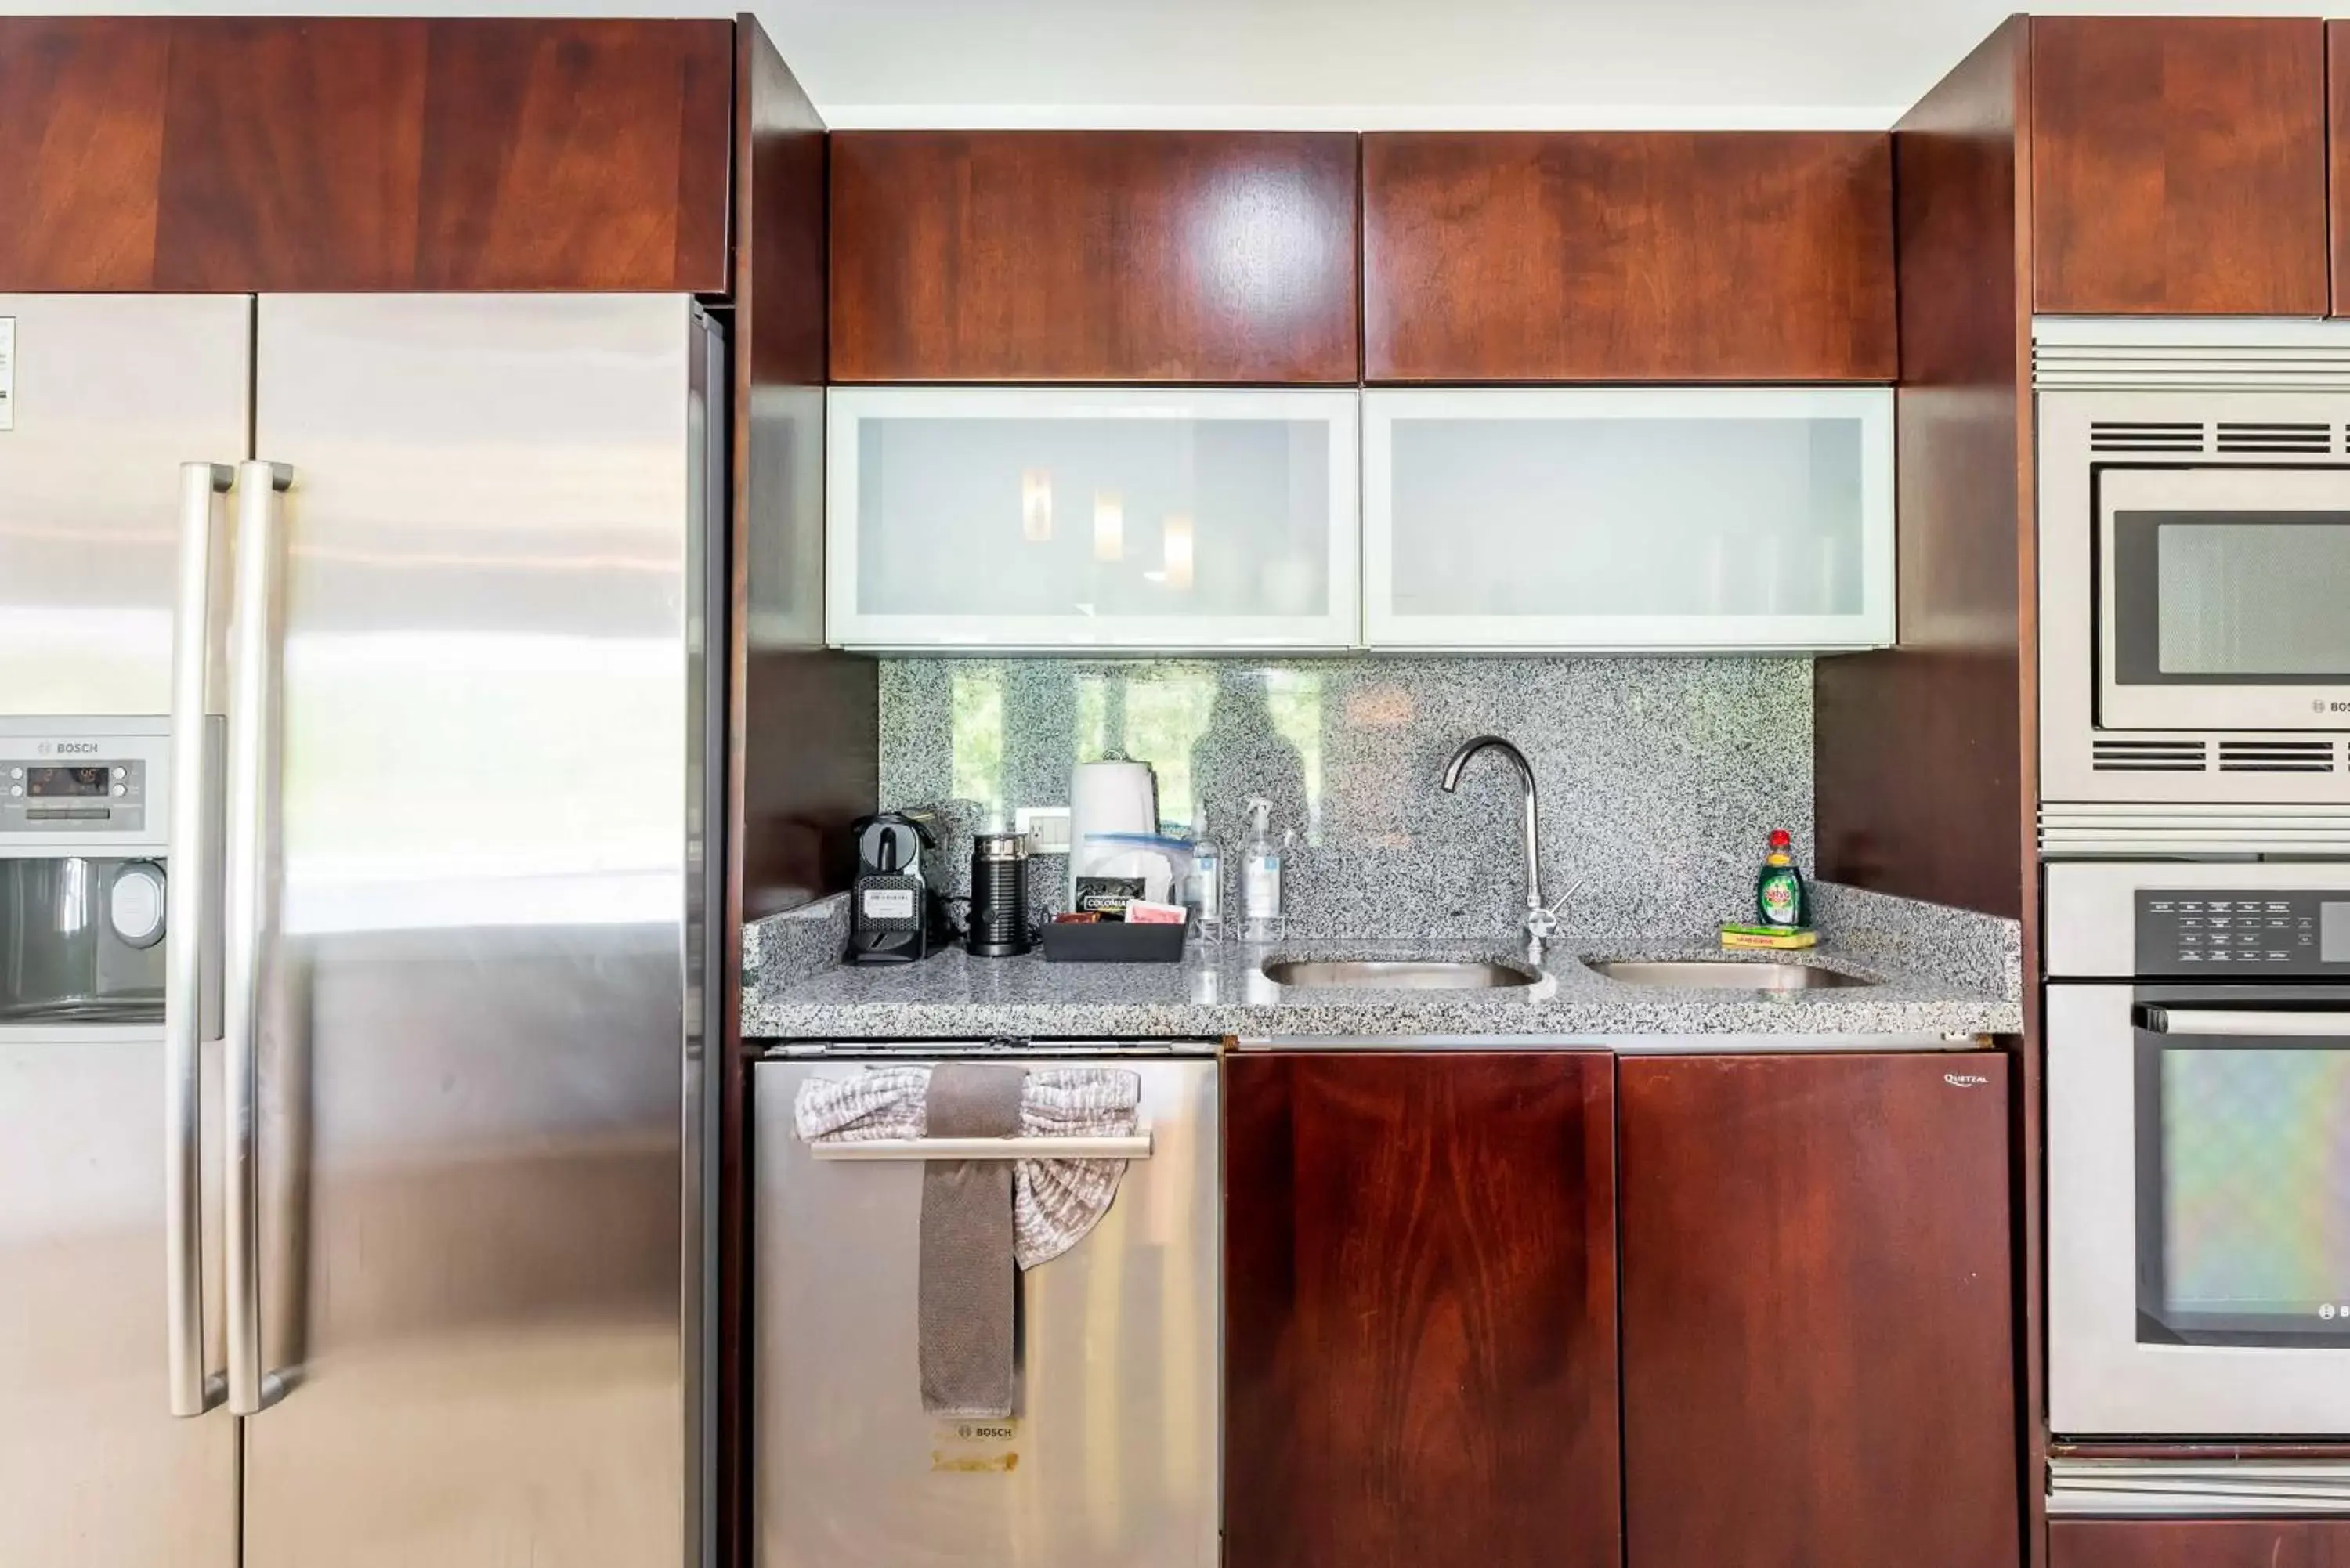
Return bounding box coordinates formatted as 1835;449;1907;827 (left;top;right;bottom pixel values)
1015;806;1072;855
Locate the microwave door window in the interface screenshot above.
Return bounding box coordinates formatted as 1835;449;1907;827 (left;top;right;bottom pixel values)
2111;510;2350;685
2135;1036;2350;1346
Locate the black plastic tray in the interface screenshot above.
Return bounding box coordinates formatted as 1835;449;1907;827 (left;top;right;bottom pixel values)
1039;918;1188;963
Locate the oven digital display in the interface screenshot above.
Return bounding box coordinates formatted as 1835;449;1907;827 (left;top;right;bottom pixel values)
26;765;108;799
2324;904;2350;964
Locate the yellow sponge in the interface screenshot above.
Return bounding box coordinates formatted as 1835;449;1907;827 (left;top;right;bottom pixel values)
1719;923;1818;951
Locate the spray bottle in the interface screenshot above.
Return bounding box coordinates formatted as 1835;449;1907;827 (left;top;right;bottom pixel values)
1239;797;1285;944
1184;801;1223;941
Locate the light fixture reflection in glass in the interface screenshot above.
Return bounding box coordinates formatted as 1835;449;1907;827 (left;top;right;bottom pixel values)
1021;469;1053;542
1162;513;1195;591
1093;492;1124;562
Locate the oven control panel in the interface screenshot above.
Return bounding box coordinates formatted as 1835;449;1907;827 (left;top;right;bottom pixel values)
2138;890;2350;974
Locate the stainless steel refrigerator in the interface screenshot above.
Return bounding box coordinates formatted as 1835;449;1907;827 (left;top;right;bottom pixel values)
0;293;725;1568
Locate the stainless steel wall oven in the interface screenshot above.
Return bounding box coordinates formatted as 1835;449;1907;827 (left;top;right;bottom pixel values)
2046;860;2350;1515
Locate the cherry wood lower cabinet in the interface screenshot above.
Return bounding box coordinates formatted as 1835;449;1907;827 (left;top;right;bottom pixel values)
1618;1054;2018;1568
1224;1052;1621;1568
2052;1519;2350;1567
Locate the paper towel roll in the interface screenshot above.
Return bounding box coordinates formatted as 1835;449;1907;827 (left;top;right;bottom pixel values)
1068;760;1157;902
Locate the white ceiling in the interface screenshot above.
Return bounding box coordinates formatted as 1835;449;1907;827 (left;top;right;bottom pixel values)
34;0;2339;128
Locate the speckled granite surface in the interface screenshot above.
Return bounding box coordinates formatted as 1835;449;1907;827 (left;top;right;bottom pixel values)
877;657;1812;938
1809;880;2022;1000
742;883;2022;1043
742;893;850;988
761;656;2020;1045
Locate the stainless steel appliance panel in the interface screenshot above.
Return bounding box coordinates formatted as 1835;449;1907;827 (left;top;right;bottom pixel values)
2046;859;2350;1437
0;1031;234;1568
2094;465;2350;734
2048;983;2350;1435
238;294;705;1568
2035;338;2350;830
754;1056;1220;1568
2048;860;2350;977
0;295;251;717
684;299;727;1568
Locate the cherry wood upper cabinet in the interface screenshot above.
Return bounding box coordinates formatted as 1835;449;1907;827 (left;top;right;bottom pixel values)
406;20;733;291
2031;16;2326;315
1224;1052;1620;1568
1361;132;1896;381
0;16;734;292
2052;1519;2350;1568
150;19;433;291
829;131;1361;382
0;20;174;291
1618;1054;2016;1568
2328;23;2350;319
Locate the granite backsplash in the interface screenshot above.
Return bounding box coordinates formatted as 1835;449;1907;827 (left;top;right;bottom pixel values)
877;656;1813;939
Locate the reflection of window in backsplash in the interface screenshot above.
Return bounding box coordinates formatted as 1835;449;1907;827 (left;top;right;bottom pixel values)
943;661;1321;836
883;656;1813;938
1107;667;1217;826
949;664;1006;822
1264;669;1325;840
1073;672;1105;765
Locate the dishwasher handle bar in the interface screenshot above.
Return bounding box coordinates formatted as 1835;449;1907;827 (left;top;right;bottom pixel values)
808;1133;1153;1162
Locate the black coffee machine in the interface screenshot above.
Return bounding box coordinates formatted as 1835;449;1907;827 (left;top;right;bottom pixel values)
847;811;940;964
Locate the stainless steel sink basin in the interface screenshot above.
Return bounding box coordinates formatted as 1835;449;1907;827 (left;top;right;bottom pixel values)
1260;959;1540;991
1586;959;1873;991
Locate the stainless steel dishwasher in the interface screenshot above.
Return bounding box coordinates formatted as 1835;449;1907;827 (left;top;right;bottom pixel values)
754;1041;1219;1568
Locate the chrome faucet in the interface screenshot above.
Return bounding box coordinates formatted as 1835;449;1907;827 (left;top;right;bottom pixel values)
1440;735;1558;962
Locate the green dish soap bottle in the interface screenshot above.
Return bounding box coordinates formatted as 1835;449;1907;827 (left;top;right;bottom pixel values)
1755;829;1810;930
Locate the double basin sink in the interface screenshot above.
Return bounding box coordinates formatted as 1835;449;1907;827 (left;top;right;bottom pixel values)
1258;957;1872;992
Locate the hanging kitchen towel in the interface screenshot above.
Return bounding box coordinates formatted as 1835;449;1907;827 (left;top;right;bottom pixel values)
1014;1068;1143;1268
916;1063;1027;1420
791;1066;927;1143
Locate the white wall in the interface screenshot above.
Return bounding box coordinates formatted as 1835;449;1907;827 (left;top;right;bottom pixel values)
35;0;2339;128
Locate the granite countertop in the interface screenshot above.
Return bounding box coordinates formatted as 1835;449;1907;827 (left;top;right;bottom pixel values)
743;889;2023;1046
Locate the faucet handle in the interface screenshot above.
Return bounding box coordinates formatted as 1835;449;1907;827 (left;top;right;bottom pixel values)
1521;901;1563;966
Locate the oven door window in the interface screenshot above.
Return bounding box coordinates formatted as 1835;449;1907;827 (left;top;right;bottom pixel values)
2098;467;2350;731
2135;1032;2350;1346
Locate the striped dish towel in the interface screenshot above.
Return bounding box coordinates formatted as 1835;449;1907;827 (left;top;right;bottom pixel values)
792;1065;1141;1267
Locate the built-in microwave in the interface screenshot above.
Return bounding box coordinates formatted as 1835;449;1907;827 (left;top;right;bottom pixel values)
2038;319;2350;856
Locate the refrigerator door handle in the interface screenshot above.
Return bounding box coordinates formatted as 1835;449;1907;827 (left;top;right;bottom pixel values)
167;461;234;1419
225;460;294;1418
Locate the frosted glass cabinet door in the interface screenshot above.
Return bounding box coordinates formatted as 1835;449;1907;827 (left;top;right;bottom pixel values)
827;388;1361;649
1364;388;1895;650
